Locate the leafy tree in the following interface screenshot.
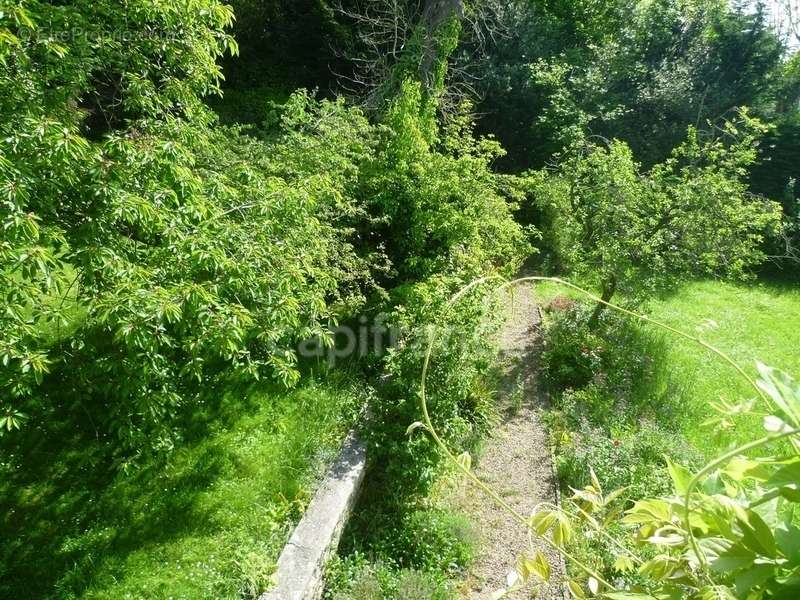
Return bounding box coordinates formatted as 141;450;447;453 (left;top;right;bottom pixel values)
0;0;236;437
751;53;800;268
358;80;531;493
0;3;379;452
475;0;785;170
529;112;781;326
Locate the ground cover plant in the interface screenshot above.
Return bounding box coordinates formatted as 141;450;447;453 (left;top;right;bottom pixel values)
535;277;800;459
0;378;364;599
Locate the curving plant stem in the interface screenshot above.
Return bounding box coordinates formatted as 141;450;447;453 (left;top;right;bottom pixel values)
417;276;614;590
416;274;798;593
682;427;800;569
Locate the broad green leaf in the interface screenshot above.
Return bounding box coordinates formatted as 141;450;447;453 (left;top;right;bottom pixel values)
724;457;770;482
734;564;774;595
552;511;573;547
709;544;756;573
756;363;800;428
765;460;800;491
666;457;693;495
529;510;557;535
698;585;737;600
622;499;672;524
613;555;635;573
567;580;586;598
639;555;677;579
520;550;550;582
739;511;777;559
775;523;800;561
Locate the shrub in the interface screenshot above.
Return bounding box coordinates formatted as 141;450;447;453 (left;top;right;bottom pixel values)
1;3;381;454
542;305;667;419
22;111;376;456
382;509;476;575
357;81;531;495
0;0;236;437
529;112;782;325
544;365;800;599
555;421;701;500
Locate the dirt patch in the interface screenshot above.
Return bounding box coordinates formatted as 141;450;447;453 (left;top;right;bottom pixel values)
454;282;566;600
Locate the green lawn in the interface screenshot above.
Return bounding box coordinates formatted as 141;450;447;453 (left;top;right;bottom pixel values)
534;277;800;454
647;278;800;453
0;379;362;599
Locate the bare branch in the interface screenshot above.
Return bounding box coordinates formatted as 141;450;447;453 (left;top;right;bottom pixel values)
330;0;510;118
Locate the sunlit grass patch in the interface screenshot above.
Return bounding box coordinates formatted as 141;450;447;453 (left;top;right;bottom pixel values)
534;277;800;454
0;379;363;599
647;278;800;453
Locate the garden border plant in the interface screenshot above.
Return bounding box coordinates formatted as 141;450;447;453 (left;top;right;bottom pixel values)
409;275;800;599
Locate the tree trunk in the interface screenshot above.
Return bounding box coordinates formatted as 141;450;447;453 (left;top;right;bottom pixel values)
418;0;463;88
588;276;617;330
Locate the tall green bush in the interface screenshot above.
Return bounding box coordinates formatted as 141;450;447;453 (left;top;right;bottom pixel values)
0;3;379;453
529;112;781;325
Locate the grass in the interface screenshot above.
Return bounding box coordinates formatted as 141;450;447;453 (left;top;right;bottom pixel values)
534;276;800;454
531;275;800;585
0;378;363;599
4;258;365;598
647;278;800;453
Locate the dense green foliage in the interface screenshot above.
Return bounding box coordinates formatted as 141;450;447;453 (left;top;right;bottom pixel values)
3;0;800;597
1;0;527;596
530;113;781;321
0;0;525;451
476;1;787;167
539;296;701;500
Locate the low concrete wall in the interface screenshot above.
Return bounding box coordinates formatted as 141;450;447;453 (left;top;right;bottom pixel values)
260;431;366;600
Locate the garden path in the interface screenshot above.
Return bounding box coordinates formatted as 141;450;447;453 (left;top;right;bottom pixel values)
456;282;567;600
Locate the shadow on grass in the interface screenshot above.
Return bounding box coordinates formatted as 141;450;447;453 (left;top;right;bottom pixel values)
0;372;329;599
540;302;704;498
0;391;242;598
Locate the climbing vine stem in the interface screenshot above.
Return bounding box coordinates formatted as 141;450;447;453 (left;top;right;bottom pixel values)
416;275;795;594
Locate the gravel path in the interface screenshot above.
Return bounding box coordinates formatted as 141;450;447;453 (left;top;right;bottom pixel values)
456;283;566;600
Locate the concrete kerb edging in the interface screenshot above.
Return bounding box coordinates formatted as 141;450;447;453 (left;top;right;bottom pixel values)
260;430;366;600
